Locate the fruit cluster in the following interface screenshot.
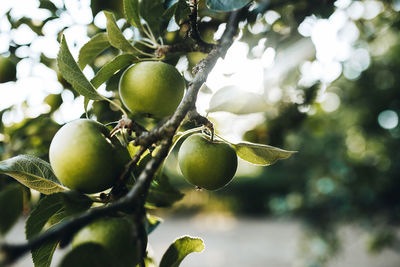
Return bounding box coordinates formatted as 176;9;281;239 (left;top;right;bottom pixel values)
48;61;238;263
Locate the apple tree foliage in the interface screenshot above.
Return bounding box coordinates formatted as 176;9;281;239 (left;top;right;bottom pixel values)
0;0;399;267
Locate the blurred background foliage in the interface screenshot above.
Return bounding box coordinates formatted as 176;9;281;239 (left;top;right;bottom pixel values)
0;0;400;266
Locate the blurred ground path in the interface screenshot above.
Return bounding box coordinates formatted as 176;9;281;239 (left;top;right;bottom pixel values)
5;216;400;267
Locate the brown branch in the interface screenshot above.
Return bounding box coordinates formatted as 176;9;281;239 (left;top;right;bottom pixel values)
156;42;213;58
135;8;246;147
187;109;214;140
110;117;148;138
188;0;215;51
0;6;247;266
156;0;215;58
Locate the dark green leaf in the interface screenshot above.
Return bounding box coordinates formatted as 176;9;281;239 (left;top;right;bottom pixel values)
146;172;184;208
59;243;113;267
78;33;110;69
124;0;141;29
26;192;93;239
232;142;296;166
104;11;136;53
160;236;205;267
145;214;163;234
174;0;191;25
30;241;58;267
91;54;138;88
57;36;103;100
163;3;177;25
0;184;24;235
140;0;167;37
39;0;58;14
0;155;67;195
207;86;268;114
206;0;251;12
26;192;92;267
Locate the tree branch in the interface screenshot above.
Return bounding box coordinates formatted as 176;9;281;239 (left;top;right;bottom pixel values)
0;6;247;266
187;0;215;51
156;0;215;58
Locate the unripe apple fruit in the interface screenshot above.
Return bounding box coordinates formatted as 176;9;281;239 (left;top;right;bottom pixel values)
178;133;238;190
49;119;130;194
72;217;144;267
0;56;16;83
119;61;185;118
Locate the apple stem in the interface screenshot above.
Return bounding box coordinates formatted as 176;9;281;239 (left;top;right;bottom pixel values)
187;109;214;141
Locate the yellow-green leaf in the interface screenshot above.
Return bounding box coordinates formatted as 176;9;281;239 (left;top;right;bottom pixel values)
160;236;205;267
78;33;110;69
57;36;103;100
0;184;24;235
233;142;296;166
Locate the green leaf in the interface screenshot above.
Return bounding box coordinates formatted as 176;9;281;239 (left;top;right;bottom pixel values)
207;86;268;114
206;0;251;12
30;241;58;267
26;192;92;239
146;172;184;208
124;0;141;29
91;54;138;88
140;0;168;37
0;155;67;195
174;0;191;25
39;0;58;14
160;236;205;267
163;3;177;24
26;192;92;267
104;11;136;53
145;214;162;234
57;36;103;100
0;184;24;235
78;33;110;69
59;243;113;267
232;142;296;166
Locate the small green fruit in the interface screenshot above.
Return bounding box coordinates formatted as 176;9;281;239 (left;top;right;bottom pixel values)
49;119;129;194
0;56;16;83
119;61;185;118
72;217;144;267
178;133;238;190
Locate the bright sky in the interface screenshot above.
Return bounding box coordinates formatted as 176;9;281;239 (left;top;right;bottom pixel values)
0;0;397;141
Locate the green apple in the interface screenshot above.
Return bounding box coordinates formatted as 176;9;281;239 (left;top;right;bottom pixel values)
178;133;238;190
49;119;130;194
187;52;207;70
0;56;16;83
72;217;144;267
119;61;185;118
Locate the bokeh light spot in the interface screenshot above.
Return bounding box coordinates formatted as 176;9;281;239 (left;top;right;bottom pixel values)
378;110;399;130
